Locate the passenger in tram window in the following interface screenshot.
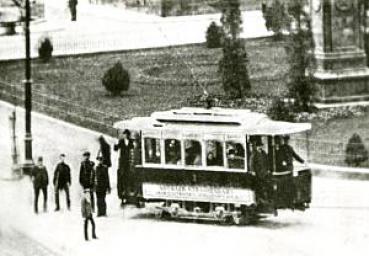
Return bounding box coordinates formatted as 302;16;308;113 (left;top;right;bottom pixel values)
280;135;305;171
206;152;217;166
185;140;202;166
165;139;181;165
227;144;245;169
145;138;161;164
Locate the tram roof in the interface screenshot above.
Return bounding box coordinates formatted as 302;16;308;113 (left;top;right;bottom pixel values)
114;107;311;135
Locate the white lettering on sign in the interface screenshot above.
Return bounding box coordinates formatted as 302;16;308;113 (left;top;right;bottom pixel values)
142;183;256;205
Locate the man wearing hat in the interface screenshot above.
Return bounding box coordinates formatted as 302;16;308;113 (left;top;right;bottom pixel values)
79;151;96;212
32;156;49;213
95;156;111;217
114;129;133;206
250;139;271;203
53;154;72;211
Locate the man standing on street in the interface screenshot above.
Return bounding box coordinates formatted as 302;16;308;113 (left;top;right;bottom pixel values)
79;151;96;212
32;156;49;214
68;0;78;21
95;156;111;217
53;154;71;211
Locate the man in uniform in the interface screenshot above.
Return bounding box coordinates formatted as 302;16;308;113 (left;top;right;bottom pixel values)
79;151;96;212
280;135;305;172
250;139;270;204
95;156;111;217
114;129;133;206
53;154;71;211
32;156;49;214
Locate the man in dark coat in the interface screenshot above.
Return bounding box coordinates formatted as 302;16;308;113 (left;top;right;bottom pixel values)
32;156;49;213
98;135;112;168
280;136;305;172
250;140;271;203
79;151;96;212
53;154;71;211
95;156;111;217
114;129;133;206
68;0;78;21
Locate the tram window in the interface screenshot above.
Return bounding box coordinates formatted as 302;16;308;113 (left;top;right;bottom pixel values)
206;141;224;167
226;142;245;169
144;138;161;164
165;139;181;165
185;140;202;166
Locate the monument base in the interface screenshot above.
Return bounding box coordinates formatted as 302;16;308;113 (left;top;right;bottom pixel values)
314;71;369;103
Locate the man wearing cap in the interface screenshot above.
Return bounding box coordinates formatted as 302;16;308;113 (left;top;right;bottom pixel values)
95;156;111;217
114;129;133;206
32;156;49;213
79;151;96;212
53;154;72;211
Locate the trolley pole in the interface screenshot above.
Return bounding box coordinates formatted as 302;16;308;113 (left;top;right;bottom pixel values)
23;0;33;173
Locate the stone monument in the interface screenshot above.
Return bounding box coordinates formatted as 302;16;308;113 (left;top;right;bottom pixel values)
310;0;369;102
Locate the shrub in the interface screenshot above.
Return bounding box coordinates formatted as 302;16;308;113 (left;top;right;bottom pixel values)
37;36;53;62
345;133;369;167
206;22;223;48
267;97;296;122
102;62;130;96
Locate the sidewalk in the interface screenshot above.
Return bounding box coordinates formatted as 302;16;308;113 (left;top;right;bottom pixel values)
0;3;272;61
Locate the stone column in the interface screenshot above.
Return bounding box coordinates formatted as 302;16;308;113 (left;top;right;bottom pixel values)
310;0;369;102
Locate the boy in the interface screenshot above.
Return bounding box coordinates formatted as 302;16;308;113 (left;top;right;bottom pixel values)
81;189;97;241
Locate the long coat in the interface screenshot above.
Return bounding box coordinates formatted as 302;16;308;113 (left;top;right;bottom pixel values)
99;141;112;168
114;139;134;170
79;160;95;189
95;164;111;194
53;162;71;189
32;165;49;188
250;149;269;179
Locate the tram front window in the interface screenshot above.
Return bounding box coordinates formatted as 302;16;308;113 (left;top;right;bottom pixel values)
226;142;245;169
206;140;223;167
144;138;161;164
165;139;181;165
185;140;202;166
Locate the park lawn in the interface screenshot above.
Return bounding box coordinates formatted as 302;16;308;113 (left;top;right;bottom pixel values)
0;38;289;121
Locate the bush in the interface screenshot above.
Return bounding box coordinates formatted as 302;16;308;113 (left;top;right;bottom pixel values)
37;36;53;62
206;22;223;48
102;62;130;96
345;133;369;167
267;97;296;122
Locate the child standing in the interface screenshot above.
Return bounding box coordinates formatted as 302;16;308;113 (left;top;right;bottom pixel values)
81;189;97;241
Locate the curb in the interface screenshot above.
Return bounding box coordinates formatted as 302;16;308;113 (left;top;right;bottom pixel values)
310;164;369;180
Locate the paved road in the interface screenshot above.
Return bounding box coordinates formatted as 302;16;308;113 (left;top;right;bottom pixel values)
0;3;271;60
0;101;368;256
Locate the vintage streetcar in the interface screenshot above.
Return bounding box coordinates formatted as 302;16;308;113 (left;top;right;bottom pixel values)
114;107;312;225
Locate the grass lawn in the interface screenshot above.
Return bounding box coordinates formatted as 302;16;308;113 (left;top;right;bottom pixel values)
0;38;289;121
1;37;369;167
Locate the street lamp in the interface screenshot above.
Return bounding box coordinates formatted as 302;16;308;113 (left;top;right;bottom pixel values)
23;0;33;172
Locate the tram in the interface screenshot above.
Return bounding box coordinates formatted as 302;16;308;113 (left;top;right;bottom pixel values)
114;107;312;225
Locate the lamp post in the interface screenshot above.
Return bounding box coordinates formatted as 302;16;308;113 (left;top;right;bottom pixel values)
23;0;33;172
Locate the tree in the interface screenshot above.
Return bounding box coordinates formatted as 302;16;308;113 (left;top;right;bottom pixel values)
218;0;251;98
102;62;130;96
285;0;316;112
263;0;290;39
345;133;369;167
